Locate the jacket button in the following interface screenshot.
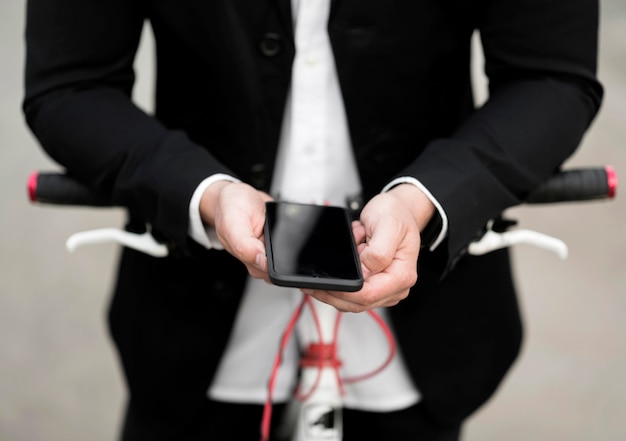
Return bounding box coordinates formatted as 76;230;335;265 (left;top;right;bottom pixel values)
250;163;268;188
259;33;282;57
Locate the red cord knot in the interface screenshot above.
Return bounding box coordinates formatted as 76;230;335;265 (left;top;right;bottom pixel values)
300;343;342;368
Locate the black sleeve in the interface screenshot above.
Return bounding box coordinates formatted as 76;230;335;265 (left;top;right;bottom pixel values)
407;0;603;272
22;0;234;253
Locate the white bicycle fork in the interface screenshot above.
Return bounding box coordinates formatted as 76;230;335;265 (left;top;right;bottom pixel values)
291;299;343;441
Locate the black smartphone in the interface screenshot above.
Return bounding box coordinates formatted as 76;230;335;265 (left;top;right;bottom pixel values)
264;201;364;292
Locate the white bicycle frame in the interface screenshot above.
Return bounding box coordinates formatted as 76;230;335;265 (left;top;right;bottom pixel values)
63;221;568;441
289;299;343;441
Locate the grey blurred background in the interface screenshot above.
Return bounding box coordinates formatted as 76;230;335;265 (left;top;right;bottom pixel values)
1;0;624;440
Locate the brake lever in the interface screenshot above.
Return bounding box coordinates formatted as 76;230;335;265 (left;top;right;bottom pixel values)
467;220;568;259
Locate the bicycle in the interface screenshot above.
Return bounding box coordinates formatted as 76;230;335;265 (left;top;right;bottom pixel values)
27;165;617;441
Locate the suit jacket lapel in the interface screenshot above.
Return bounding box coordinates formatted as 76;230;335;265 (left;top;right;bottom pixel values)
271;0;294;37
329;0;342;21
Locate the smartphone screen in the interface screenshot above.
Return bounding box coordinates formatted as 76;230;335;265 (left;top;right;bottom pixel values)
264;201;363;292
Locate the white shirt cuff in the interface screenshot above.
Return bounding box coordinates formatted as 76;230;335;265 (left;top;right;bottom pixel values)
381;177;448;251
188;174;241;250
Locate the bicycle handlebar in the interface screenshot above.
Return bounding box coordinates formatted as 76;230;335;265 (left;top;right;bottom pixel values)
25;166;619;259
28;166;618;207
27;171;113;207
524;165;617;203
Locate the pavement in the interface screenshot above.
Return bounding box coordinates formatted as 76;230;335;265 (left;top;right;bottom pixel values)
1;1;624;440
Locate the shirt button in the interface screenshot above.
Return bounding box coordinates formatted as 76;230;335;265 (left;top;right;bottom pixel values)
259;33;282;57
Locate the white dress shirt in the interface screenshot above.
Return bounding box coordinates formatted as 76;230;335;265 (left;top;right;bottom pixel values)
188;0;448;411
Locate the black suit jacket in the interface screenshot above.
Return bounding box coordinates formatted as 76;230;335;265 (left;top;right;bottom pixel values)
24;0;602;436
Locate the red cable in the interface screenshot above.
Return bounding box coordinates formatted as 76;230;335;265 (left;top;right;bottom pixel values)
259;296;307;441
341;309;397;384
259;295;397;441
293;296;344;401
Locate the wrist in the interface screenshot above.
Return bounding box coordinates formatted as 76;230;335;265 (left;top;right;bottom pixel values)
199;180;233;227
388;183;436;233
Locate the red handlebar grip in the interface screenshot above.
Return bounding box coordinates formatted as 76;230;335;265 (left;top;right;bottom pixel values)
26;171;113;206
606;165;618;199
27;171;39;203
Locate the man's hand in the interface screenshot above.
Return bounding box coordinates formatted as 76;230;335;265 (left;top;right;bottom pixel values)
199;181;273;281
302;184;435;312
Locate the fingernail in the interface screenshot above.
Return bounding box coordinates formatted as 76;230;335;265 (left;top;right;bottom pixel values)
255;253;265;269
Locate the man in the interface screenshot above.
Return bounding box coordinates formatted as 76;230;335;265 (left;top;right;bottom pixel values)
23;0;603;440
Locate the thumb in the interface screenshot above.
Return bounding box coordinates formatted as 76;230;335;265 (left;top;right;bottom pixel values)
358;231;398;276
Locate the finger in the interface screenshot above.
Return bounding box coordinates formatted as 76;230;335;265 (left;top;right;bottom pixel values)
215;207;267;277
302;289;368;313
361;268;414;304
303;282;406;313
351;220;366;244
222;235;267;277
303;272;408;311
359;218;404;274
